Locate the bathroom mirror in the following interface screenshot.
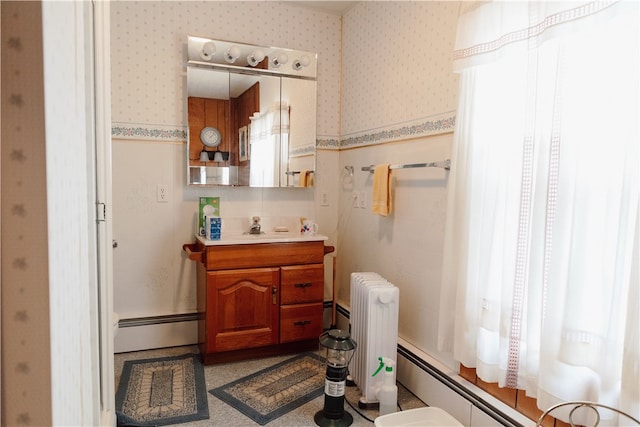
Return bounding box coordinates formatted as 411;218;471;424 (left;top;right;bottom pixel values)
186;36;317;187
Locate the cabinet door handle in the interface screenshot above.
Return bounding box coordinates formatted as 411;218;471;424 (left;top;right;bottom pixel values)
294;282;312;288
272;286;277;304
293;320;312;326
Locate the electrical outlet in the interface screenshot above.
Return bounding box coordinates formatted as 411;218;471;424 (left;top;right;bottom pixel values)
358;190;366;208
320;191;329;206
352;191;359;208
157;184;169;202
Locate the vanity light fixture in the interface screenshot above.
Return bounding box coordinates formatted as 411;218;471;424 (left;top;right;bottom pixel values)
292;55;310;70
272;52;289;67
224;45;241;63
200;41;216;61
200;147;230;162
199;147;210;162
247;49;266;67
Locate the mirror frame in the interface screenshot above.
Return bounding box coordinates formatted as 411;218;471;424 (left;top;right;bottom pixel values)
186;36;318;187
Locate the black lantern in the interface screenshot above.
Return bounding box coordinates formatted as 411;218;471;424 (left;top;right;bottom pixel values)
314;329;357;427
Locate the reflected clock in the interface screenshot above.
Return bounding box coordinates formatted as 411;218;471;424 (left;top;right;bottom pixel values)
200;126;222;147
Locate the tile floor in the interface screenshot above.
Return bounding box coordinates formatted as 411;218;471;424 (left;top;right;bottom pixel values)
114;345;427;427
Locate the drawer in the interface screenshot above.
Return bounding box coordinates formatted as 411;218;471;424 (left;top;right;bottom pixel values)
203;241;325;270
280;264;324;304
280;303;323;343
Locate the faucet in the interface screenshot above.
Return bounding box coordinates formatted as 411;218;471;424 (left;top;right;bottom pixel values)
249;216;262;234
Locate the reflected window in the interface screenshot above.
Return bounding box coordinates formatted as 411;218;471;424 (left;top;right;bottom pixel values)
249;103;289;187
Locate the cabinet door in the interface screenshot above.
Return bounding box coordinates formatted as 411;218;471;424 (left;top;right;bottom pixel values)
206;267;279;352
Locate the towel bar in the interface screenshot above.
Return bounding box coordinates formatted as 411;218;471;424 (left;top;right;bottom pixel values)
285;170;315;175
361;159;450;173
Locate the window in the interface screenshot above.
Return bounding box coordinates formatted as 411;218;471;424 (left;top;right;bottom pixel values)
438;1;639;423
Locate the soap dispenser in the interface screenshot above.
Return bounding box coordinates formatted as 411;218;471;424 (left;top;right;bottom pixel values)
249;216;261;234
372;357;398;416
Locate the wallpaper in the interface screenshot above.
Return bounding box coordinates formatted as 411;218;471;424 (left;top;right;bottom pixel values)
110;1;462;353
341;1;460;146
2;2;53;425
335;1;461;364
110;1;342;146
110;2;459;150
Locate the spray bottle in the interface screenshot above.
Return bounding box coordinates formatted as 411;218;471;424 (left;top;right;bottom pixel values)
372;356;398;416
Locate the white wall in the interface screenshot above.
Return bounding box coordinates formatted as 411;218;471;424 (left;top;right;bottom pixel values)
110;1;463;367
337;1;460;367
110;2;342;350
110;0;462;370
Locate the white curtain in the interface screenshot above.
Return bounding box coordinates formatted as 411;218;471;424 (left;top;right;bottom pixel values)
249;102;289;187
438;1;639;422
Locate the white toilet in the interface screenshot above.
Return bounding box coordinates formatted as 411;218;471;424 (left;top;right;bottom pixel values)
374;407;463;427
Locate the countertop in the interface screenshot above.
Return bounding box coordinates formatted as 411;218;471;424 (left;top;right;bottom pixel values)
195;232;328;246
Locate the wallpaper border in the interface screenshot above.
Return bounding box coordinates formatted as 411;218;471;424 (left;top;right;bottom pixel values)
289;145;317;157
340;111;456;149
111;112;456;149
317;136;340;150
112;122;187;142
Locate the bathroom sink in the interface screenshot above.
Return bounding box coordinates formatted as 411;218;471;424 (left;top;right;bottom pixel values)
196;231;327;246
195;216;327;245
238;231;298;239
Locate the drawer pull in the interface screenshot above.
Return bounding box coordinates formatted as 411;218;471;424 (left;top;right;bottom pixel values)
293;320;312;326
294;282;312;288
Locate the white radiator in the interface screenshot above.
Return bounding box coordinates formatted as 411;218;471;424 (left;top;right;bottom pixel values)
349;272;399;405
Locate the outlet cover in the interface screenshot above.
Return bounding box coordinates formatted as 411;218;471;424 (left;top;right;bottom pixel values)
320;191;329;206
157;184;169;202
352;191;359;208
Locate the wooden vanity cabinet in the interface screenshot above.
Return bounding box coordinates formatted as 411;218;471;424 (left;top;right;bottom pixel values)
194;240;326;364
204;267;280;353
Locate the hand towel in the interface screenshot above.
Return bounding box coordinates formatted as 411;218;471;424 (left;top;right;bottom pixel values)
372;164;392;216
298;170;309;187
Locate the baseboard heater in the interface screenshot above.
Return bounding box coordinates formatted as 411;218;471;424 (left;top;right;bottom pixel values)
118;313;199;328
397;344;523;427
120;302;335;329
337;303;524;427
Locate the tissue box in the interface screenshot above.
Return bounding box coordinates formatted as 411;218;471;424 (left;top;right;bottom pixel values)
199;197;220;233
205;217;222;240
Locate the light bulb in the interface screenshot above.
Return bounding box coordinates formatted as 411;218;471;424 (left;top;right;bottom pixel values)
292;55;310;70
200;41;216;61
272;52;288;67
225;45;241;63
247;49;265;66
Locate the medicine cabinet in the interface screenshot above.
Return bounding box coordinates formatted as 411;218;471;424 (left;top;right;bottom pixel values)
186;36;317;187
